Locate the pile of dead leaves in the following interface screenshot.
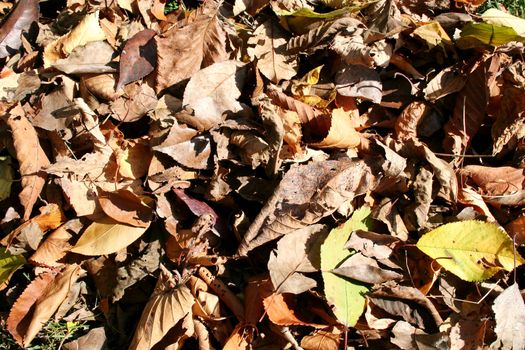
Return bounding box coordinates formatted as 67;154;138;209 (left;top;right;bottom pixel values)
1;0;525;348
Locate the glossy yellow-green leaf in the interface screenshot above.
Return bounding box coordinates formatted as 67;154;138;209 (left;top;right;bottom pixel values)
321;207;371;327
71;218;148;256
0;248;25;288
458;22;523;49
416;221;525;282
0;156;14;201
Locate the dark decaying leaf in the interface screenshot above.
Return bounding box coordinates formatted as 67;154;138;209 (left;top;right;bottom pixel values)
0;0;39;58
117;29;157;90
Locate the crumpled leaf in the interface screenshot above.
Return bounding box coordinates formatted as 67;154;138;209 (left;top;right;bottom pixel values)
321;207;371;327
71;218;148;256
23;265;85;346
416;220;525;281
182;61;247;130
335;65;382;104
117;29;157;90
491;283;525;350
6;109;51;221
52;41;116;74
237;159;375;256
268;224;326;294
0;0;39;59
248;18;298;83
128;267;195;350
423;66;466;101
43;11;107;67
460;165;525;206
154;0;228;92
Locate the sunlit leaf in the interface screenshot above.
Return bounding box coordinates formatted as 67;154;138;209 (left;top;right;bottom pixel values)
416;221;525;281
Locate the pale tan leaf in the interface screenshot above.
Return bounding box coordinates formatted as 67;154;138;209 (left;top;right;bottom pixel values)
182;61;247;130
29;219;83;267
63;327;106;350
155;0;229;92
248;18;298;83
309;108;361;149
6;108;50;221
71;218;148;256
335;65;382;104
43;11;107;67
24;264;86;347
81;73;119;101
491;283;525;350
267;225;326;294
52;41;116;74
423;66;466;101
301;329;341;350
129;268;195;350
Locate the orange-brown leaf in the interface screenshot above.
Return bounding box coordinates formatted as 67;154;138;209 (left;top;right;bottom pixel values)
97;188;153;227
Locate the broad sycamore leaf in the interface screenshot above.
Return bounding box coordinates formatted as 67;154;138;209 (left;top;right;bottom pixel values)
320;207;372;327
71;218;148;256
416;221;525;281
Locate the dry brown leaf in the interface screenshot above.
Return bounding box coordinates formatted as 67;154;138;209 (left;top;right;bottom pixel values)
6;271;56;346
267;225;326;294
263;293;326;328
504;215;525;245
301;329;341;350
223;323;253;350
110;82;157;123
0;0;39;59
335;65;382;104
81;73;120;101
248;18;298;83
63;327;107;350
309;108;361;149
331;253;403;284
237;159;375;255
6;108;51;221
460;165;525;206
1;203;64;246
97;188;153;228
117;29;157;90
154;0;228;92
24;264;86;346
29;219;83;267
52;41;116;74
423;66;466;101
129;267;195;350
394;101;431;140
43;11;107;67
182;61;247;130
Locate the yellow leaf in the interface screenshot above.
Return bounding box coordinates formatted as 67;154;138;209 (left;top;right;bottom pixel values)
412;22;452;49
43;11;107;67
416;221;525;282
71;218;148;256
0;248;25;290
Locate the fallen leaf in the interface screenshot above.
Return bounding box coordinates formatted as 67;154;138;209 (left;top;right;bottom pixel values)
97;188;153;228
331;252;402;284
117;29;157;90
52;41;116;74
63;327;107;350
335;65;382;104
321;207;371;327
129;267;195;350
6;271;56;346
301;329;340;350
491;283;525;350
24;264;86;346
154;0;228;92
71;218;148;256
267;224;326;294
182;60;247;130
6;109;51;221
0;155;13;201
249;18;298;83
0;0;39;59
43;11;107;67
263;293;326;327
416;220;525;281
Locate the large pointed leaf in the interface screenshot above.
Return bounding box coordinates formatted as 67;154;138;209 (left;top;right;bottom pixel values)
116;29;157;90
71;218;148;256
0;0;39;59
320;207;372;327
416;221;525;281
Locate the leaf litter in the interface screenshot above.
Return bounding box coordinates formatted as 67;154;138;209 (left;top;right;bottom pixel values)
0;0;525;348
